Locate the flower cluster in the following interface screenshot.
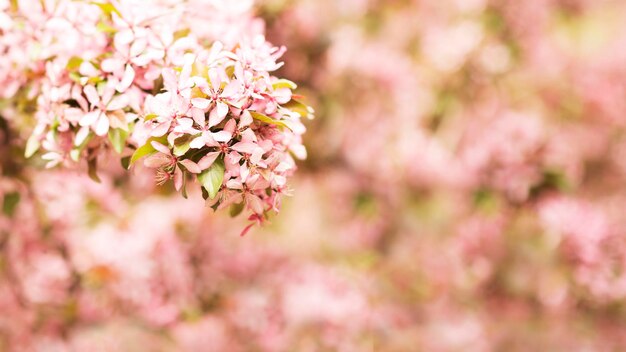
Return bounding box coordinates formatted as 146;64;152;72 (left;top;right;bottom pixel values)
4;0;311;224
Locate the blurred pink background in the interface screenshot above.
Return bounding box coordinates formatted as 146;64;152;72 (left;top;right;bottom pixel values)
3;0;626;350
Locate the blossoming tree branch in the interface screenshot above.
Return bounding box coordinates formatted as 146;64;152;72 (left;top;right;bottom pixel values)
2;0;313;228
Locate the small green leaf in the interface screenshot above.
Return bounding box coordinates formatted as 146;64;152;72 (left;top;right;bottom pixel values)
96;21;117;33
143;113;159;121
272;79;297;90
91;1;122;17
24;134;40;158
96;81;107;95
2;192;20;217
108;128;128;154
129;136;167;168
197;159;224;199
250;111;292;131
173;28;191;41
87;76;104;84
66;57;83;71
225;66;235;79
152;76;164;95
282;99;314;119
69;72;82;83
173;135;192;157
120;156;131;170
229;202;244;217
88;158;101;183
181;171;189;199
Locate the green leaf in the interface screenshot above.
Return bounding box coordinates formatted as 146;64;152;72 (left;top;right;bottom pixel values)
129;136;167;168
272;79;297;90
250;111;291;131
181;171;189;199
143;113;159;121
87;76;104;84
225;66;235;79
2;192;20;217
173;135;192;157
282;99;314;119
69;72;82;84
197;159;224;199
96;81;107;95
173;28;191;41
24;134;40;158
96;21;117;33
66;56;83;71
229;202;244;217
108;128;128;154
88;158;101;183
91;1;122;17
120;156;131;170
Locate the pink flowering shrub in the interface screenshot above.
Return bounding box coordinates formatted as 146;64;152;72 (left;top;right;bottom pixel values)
3;0;311;225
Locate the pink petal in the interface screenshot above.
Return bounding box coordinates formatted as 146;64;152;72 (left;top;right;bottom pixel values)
94;115;109;136
227;151;242;164
191;98;211;110
174;167;183;191
161;68;178;93
75;126;90;146
239;110;253;128
83;85;100;106
115;29;134;47
107;94;129;111
198;151;220;169
226;179;243;190
208;105;226;128
224;118;237;133
144;153;171;168
221;80;241;98
79;111;100;127
250;148;264;165
101;57;123;73
190;136;206;149
231;142;258;154
177;117;194;129
151;121;171;137
273;88;292;104
116;65;135;92
130;38;147;58
245;193;265;215
240;164;249;182
131;53;153;66
181;53;195;81
212;130;232;143
102;80;116;105
179;159;201;174
208;67;221;88
146;94;170;116
191;107;206;125
251;177;271;191
79;62;99;77
216;101;229;120
151;141;171;155
240;128;258;143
